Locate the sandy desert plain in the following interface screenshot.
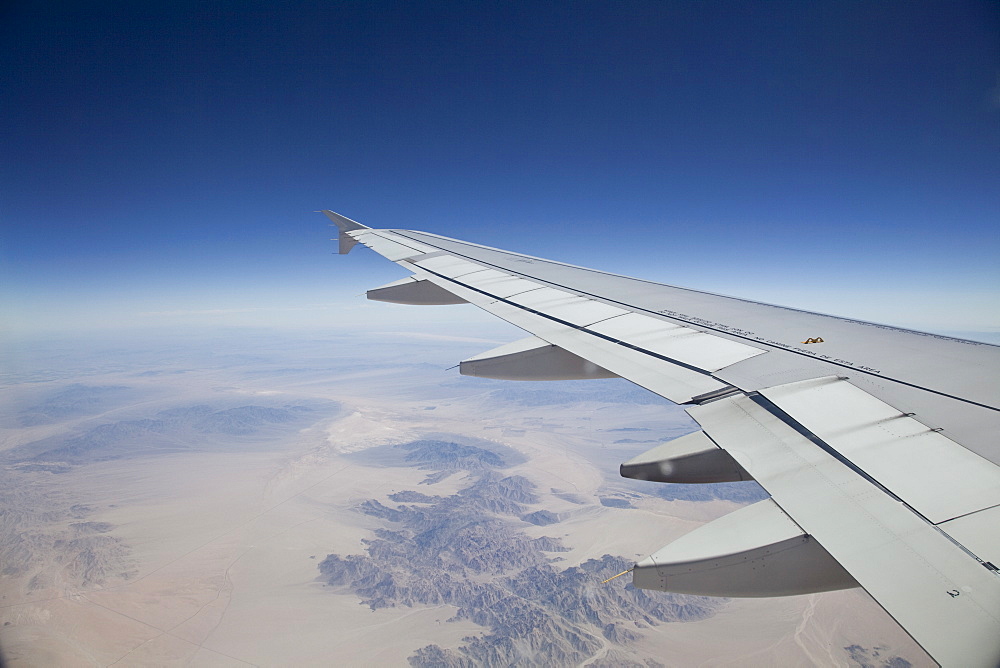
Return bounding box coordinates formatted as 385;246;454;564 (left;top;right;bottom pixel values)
0;325;930;666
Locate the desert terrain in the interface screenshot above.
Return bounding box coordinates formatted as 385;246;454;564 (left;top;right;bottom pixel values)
0;328;929;666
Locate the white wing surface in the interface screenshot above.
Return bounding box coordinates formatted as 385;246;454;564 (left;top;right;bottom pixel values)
323;211;1000;667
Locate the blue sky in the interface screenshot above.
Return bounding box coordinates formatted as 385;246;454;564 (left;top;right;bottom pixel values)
2;1;998;337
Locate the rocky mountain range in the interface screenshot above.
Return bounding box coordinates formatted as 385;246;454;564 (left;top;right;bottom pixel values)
321;437;725;666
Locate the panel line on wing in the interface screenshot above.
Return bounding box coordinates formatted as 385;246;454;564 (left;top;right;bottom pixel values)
413;264;720;379
746;392;995;571
390;230;998;348
760;377;1000;524
393;232;999;413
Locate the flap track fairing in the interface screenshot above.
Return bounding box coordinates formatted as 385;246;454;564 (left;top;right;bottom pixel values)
620;430;751;484
633;499;858;597
367;277;469;305
460;336;618;381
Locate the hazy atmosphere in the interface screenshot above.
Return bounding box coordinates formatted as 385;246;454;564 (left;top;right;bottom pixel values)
2;1;997;666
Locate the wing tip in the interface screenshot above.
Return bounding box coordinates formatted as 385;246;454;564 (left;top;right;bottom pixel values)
319;210;370;232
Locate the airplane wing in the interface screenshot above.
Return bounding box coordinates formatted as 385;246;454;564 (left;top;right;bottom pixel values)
322;210;1000;667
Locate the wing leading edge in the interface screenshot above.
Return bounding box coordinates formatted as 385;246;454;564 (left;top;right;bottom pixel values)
324;211;1000;666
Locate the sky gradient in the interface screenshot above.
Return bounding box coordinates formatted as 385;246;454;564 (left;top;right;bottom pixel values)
3;1;998;337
